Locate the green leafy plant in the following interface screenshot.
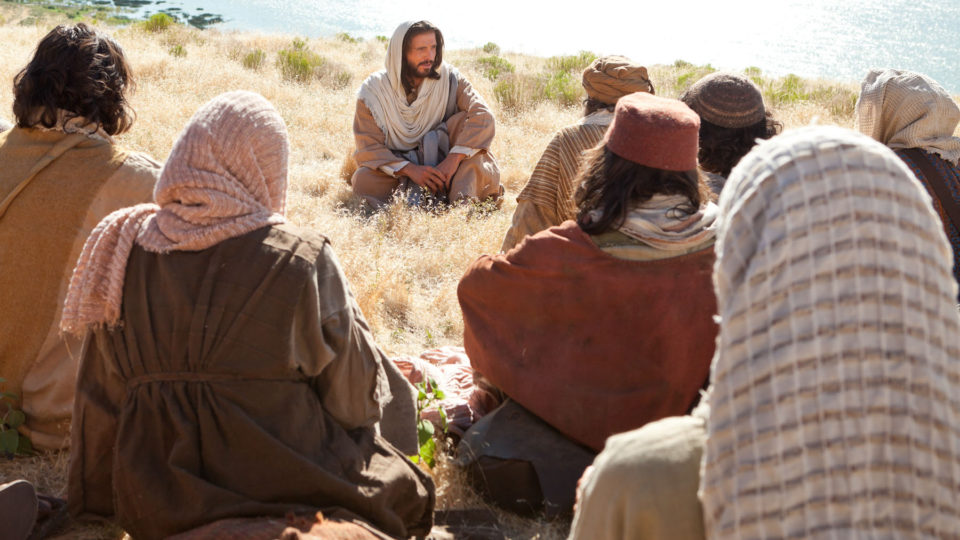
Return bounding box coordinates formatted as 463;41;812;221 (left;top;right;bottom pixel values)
242;49;266;70
481;41;500;55
168;44;186;57
335;31;359;43
477;55;515;81
0;378;32;457
409;378;446;468
546;50;597;73
277;38;325;82
142;12;175;32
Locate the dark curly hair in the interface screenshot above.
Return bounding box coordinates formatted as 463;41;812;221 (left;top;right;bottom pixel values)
697;112;782;177
13;23;134;135
574;144;710;235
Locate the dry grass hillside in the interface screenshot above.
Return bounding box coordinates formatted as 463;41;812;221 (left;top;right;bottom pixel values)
2;3;954;539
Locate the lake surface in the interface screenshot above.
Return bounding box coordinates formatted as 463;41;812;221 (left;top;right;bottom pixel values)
55;0;960;91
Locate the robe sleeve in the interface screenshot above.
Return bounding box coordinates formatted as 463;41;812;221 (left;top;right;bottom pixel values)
449;72;496;156
292;243;390;432
68;331;125;521
353;99;407;176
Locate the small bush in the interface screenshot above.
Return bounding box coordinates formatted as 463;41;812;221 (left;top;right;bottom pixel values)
547;50;597;73
142;12;175;32
375;35;388;43
542;70;582;107
493;72;542;111
276;39;352;88
242;49;266;70
277;38;324;82
336;32;359;44
673;59;694;69
766;73;809;105
476;55;514;80
168;44;186;57
482;41;500;55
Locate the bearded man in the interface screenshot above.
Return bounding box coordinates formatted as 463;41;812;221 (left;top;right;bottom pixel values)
351;20;501;208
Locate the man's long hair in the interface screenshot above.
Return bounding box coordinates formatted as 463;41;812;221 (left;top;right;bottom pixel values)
400;20;443;95
13;23;134;135
574;144;709;235
696;112;783;177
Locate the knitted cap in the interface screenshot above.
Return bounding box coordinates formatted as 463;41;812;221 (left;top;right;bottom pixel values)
582;55;654;105
603;92;700;171
681;72;765;128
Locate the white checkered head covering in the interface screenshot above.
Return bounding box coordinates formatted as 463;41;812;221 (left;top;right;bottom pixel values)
700;125;960;539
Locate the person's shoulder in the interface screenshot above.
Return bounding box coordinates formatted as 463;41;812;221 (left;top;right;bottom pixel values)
359;69;389;91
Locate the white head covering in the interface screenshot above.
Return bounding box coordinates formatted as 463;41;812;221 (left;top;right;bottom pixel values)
856;68;960;165
357;21;452;151
700;125;960;539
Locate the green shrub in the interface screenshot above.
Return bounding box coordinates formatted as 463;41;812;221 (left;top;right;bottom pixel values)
542;70;582;107
336;32;359;44
673;59;694;69
766;73;809;105
276;39;352;88
547;50;597;73
482;41;500;55
409;378;447;468
476;55;514;80
242;49;266;70
375;35;388;43
493;72;541;111
0;378;32;457
168;44;186;58
142;12;175;32
277;39;324;82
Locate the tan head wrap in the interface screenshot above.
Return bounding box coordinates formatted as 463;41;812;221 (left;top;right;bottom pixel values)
61;91;288;334
700;125;960;539
856;68;960;165
581;55;654;105
357;21;452;151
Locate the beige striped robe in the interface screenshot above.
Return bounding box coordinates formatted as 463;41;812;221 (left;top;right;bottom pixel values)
500;113;610;251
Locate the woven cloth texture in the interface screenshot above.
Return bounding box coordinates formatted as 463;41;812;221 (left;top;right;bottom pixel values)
700;125;960;539
61;90;288;333
856;68;960;165
681;72;765;129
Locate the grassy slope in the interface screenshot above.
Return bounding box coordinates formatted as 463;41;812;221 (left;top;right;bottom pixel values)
1;3;955;539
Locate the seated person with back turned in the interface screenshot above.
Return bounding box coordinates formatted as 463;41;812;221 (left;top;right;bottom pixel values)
571;125;960;540
351;20;501;208
501;55;655;251
0;23;159;451
457;93;718;515
62;91;434;540
855;68;960;299
679;71;782;196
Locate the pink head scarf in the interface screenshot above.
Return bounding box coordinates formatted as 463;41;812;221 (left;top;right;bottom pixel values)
61;90;288;334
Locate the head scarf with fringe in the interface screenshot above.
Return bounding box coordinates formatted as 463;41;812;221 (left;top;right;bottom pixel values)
357;21;451;151
700;125;960;539
856;68;960;165
60;90;288;334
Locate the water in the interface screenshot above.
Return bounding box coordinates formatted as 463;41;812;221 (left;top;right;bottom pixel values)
64;0;960;92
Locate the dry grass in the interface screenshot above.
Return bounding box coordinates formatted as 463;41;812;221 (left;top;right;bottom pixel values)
2;4;956;539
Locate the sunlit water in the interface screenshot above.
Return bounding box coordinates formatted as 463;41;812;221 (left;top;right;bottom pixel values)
86;0;960;91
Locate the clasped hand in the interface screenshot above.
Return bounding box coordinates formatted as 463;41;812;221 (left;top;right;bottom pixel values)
400;153;465;193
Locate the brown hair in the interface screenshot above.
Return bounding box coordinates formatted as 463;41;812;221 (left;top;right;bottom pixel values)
13;23;134;135
574;144;709;235
697;111;783;177
400;20;443;95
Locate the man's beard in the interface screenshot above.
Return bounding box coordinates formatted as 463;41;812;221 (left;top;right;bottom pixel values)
407;59;434;78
